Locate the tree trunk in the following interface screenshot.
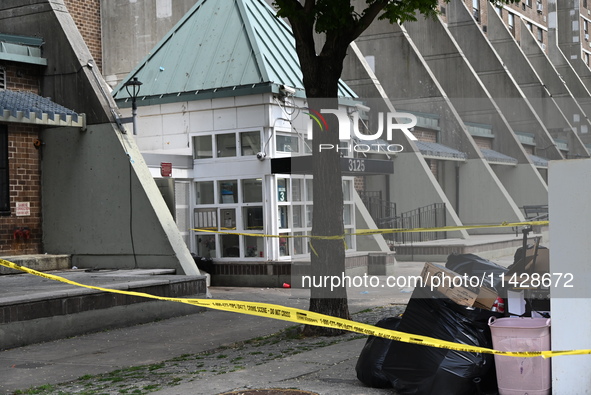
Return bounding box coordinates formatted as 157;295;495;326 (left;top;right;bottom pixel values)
301;54;351;337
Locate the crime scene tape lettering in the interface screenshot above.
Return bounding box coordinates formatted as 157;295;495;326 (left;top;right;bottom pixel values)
1;257;588;359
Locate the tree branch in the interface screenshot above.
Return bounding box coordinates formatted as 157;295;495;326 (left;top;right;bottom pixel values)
319;0;387;59
348;0;389;42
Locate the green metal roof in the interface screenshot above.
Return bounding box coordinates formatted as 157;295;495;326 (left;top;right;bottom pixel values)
113;0;356;105
0;34;47;66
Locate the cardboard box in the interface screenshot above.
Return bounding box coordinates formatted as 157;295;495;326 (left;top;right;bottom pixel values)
526;247;549;274
420;262;498;310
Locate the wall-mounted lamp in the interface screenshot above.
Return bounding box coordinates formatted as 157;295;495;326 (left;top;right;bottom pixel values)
123;77;143;135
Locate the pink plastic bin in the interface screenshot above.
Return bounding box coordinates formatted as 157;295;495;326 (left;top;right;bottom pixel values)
488;317;551;395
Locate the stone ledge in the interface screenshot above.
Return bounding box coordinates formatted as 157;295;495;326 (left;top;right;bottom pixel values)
0;254;71;274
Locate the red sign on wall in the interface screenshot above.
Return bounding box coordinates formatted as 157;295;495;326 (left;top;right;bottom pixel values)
161;162;172;177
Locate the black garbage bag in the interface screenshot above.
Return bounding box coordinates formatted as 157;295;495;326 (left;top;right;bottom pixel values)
446;253;508;292
192;254;214;274
382;286;500;395
356;316;402;388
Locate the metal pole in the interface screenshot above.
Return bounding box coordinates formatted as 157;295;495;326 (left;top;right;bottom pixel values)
131;96;138;135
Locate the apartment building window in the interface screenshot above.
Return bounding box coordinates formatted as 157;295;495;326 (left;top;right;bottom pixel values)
0;125;8;215
537;27;543;42
508;12;515;35
527;21;534;34
585;0;588;9
585;19;589;41
0;68;6;90
495;6;502;17
472;0;480;22
586;52;590;66
526;0;532;7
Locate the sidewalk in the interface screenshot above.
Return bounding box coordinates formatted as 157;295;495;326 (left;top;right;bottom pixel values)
0;260;426;394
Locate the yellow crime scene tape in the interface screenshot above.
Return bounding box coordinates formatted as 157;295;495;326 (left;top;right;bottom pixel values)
193;220;550;240
3;244;590;360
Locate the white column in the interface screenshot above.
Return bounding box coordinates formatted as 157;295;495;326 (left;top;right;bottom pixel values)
549;159;591;393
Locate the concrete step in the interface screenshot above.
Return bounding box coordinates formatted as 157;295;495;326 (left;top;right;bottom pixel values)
0;269;207;349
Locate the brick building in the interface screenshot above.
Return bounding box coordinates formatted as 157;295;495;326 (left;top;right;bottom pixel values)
0;62;42;254
1;0;100;256
0;34;84;256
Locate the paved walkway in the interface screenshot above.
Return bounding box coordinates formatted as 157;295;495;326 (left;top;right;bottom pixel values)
0;260;427;394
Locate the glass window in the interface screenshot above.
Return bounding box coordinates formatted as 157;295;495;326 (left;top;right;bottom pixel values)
292;205;303;228
277;178;289;202
220;208;236;229
220;234;240;257
279;234;290;256
240;131;260;156
219;180;238;204
196;234;216;258
508;13;514;28
243;206;264;230
278;206;289;229
537;27;543;42
342;180;352;201
293;232;305;255
216;133;236;157
304;138;312;154
244;235;264;257
344;229;353;251
276;134;299;153
242;178;262;203
194;208;217;229
193;135;213;159
343;204;353;226
195;181;214;204
292;179;303;201
305;179;313;201
306;206;313;227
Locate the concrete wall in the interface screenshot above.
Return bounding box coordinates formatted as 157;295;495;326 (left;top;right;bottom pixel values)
343;41;468;238
549;158;591;393
353;191;390;252
0;0;199;275
100;0;199;87
350;8;527;229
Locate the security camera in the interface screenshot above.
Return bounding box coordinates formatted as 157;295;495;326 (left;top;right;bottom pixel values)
280;85;296;95
256;152;266;161
86;60;94;69
355;103;371;112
